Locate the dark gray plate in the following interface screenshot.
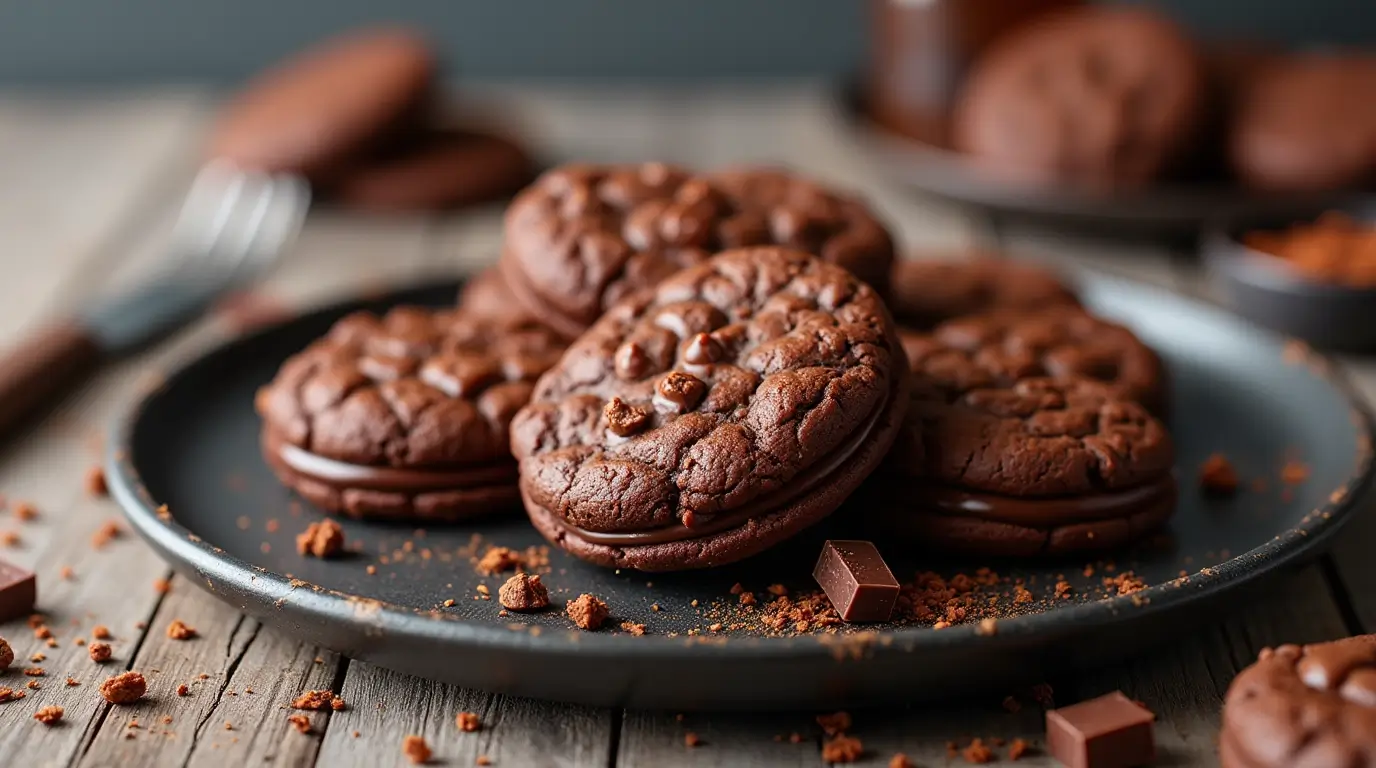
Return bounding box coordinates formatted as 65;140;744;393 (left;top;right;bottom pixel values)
107;274;1374;709
1205;202;1376;351
840;88;1363;236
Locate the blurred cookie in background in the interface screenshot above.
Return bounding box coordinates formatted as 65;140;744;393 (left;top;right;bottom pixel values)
888;255;1079;329
953;6;1208;188
1229;54;1376;192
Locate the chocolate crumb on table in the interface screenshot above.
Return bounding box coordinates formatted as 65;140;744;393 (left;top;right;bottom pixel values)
166;620;197;640
292;690;346;711
619;621;647;636
456;711;481;732
296;519;345;558
476;756;492;766
816;711;852;736
1281;459;1310;485
89;642;113;662
0;688;23;703
1199;453;1240;496
0;637;12;670
476;546;522;575
1008;738;1031;760
565;594;609;630
962;738;994;764
92;625;112;640
889;754;915;768
176;684;190;697
99;672;147;704
85;466;108;497
91;520;122;549
684;732;701;748
821;734;864;763
287;714;311;734
13;502;37;521
402;734;431;764
33;705;63;725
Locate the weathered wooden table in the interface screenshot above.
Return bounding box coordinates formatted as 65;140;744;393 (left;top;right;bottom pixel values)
1;83;1373;768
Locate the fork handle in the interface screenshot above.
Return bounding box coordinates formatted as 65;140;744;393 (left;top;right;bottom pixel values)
0;321;102;437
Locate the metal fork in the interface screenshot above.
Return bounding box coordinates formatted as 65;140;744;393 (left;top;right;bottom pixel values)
0;162;310;437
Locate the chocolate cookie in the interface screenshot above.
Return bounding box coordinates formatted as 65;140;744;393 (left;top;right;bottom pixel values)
872;377;1176;557
902;306;1167;414
208;28;435;178
457;266;544;329
499;164;896;338
509;247;909;571
888;257;1079;329
953;6;1207;187
329;127;534;212
256;307;564;520
1229;54;1376;192
1222;636;1376;768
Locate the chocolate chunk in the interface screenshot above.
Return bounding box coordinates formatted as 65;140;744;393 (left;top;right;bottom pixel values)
812;541;900;623
1046;692;1155;768
0;559;36;623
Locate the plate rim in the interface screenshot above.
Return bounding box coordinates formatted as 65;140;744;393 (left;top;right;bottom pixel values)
106;276;1376;667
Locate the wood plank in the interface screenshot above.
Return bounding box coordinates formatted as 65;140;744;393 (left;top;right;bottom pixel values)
312;663;614;768
0;92;213;768
617;710;819;768
74;580;343;768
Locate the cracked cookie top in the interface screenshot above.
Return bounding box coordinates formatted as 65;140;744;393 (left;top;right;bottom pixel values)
257;307;565;468
894;377;1173;496
901;306;1166;411
1224;635;1376;767
510;246;902;534
501;163;895;330
888;257;1079;329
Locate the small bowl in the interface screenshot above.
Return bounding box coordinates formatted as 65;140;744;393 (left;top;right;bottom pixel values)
1204;202;1376;352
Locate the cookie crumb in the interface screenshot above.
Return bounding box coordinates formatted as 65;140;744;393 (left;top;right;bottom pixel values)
13;502;37;521
0;687;23;702
66;677;79;687
566;594;609;630
292;690;346;711
456;711;481;732
684;732;701;747
85;467;108;497
822;735;864;763
1030;683;1055;708
1008;738;1031;760
1054;580;1073;599
91;520;122;549
1002;695;1021;713
1281;460;1310;485
23;667;44;677
89;642;113;662
889;755;915;768
288;714;311;734
620;621;647;636
962;738;994;764
59;566;75;580
477;546;522;575
976;618;997;636
0;531;18;547
1199;454;1239;496
29;652;44;663
296;520;344;558
402;734;431;764
366;565;377;575
100;672;146;704
153;578;171;594
92;625;112;640
499;573;549;611
0;637;12;670
476;757;492;767
166;620;197;640
816;711;852;736
34;705;63;725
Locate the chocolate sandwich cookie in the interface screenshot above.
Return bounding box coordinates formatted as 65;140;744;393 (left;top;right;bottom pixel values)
1221;636;1376;768
902;306;1167;414
509;247;909;571
874;377;1176;557
499;163;896;338
953;6;1207;187
1229;54;1376;192
329;127;534;212
256;306;564;520
208;28;435;179
888;257;1079;329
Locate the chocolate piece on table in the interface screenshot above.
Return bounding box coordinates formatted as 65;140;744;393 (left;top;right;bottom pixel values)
1046;691;1156;768
0;559;36;623
813;540;900;623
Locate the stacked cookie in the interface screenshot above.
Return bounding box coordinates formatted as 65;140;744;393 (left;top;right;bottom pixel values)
258;162;1178;570
948;5;1376;192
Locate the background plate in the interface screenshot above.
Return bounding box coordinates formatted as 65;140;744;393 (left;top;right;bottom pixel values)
839;88;1363;236
107;274;1374;709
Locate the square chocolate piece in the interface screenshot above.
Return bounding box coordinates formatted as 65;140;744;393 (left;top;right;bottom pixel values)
0;559;36;623
813;540;899;623
1046;691;1155;768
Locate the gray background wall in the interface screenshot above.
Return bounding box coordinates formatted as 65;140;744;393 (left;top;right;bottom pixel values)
0;0;1371;85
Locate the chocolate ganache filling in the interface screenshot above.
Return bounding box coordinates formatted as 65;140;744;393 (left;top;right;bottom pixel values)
268;430;518;491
